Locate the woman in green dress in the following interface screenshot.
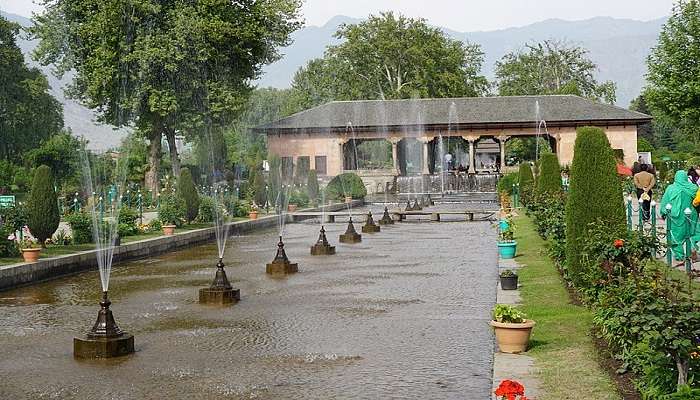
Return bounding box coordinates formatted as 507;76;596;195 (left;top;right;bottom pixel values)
660;170;700;263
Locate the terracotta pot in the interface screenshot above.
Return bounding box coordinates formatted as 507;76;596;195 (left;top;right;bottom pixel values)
490;319;535;354
287;204;298;212
162;224;176;236
249;211;259;220
21;248;41;263
345;196;353;204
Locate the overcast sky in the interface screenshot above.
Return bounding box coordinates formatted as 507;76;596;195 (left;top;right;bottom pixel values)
1;0;676;31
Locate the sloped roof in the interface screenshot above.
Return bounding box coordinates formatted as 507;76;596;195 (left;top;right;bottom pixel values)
257;95;651;133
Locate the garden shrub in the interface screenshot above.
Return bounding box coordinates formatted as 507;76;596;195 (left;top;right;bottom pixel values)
177;168;200;223
518;163;535;205
325;172;367;200
0;223;19;257
497;172;518;195
66;211;93;244
307;170;319;205
0;203;27;234
252;171;267;206
536;153;561;194
565;126;625;284
197;195;216;222
26;165;60;246
158;193;186;226
117;207;139;237
289;190;310;208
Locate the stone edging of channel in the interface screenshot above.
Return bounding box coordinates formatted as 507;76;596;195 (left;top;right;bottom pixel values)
0;200;363;291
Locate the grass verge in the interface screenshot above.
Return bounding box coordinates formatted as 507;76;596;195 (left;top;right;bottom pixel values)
514;213;621;400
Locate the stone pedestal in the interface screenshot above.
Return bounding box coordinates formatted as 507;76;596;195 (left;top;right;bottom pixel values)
339;218;362;243
266;236;299;274
311;226;336;255
74;292;135;359
378;207;394;225
405;201;414;211
362;211;380;233
412;199;422;211
199;258;240;305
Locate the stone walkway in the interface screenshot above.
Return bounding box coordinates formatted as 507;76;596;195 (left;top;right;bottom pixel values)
491;257;541;399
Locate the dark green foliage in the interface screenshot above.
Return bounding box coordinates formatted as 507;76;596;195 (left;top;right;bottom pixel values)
518;163;535;205
288;190;309;208
0;203;27;234
66;211;92;244
177;168;200;223
536;153;562;194
252;171;267;206
197;196;216;222
117;207;139;237
25;133;81;187
325;173;367;200
565;126;626;285
497;172;519;195
268;156;282;206
307;170;319;205
158;193;186;226
26;165;59;246
638;137;654;153
0;223;19;257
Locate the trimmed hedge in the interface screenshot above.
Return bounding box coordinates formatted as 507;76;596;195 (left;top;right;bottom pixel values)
565;126;625;284
518;163;535;205
178;168;200;223
325;172;367;200
307;169;319;205
26;165;60;246
537;153;562;194
66;211;93;244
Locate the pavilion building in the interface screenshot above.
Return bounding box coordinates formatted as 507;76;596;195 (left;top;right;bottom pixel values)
257;95;651;192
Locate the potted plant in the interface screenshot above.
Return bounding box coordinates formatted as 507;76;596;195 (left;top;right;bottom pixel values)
18;237;41;262
499;269;518;290
490;304;535;354
497;217;517;259
158;193;184;236
249;203;259;220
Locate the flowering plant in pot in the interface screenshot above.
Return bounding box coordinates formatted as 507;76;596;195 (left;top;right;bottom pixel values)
17;237;41;262
498;217;517;259
249;202;259;220
494;379;529;400
499;269;518;290
490;304;535;354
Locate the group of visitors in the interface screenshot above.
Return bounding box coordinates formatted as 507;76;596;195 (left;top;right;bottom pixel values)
656;166;700;264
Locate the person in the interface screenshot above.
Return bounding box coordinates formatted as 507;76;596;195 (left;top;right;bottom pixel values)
689;167;700;186
660;170;699;264
633;164;656;221
561;170;570;191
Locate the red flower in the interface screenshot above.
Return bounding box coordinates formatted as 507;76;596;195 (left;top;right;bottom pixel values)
495;379;526;400
613;239;624;248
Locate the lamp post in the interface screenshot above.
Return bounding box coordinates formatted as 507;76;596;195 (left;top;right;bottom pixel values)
684;208;693;274
638;197;644;233
627;195;633;231
666;204;672;267
650;200;657;255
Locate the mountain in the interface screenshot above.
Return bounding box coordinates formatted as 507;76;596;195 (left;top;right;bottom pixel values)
258;15;667;107
1;11;127;151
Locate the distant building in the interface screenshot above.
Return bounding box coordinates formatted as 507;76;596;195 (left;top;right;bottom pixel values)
256;95;650;187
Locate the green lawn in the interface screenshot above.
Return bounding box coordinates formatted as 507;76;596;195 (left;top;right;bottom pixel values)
514;213;621;400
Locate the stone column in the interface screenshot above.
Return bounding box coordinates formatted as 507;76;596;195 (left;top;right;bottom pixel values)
497;135;510;171
418;137;432;175
338;138;348;174
389;137;401;176
462;135;478;173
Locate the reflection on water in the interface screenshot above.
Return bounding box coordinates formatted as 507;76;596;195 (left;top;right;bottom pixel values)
0;205;497;399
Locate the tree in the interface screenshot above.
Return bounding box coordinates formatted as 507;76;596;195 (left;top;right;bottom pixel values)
307;169;319;205
291;12;488;108
177;168;199;223
495;40;616;104
518;163;535;205
32;0;302;192
25;132;82;188
565;127;626;283
646;0;700;142
26;165;60;247
536;153;561;194
0;15;63;162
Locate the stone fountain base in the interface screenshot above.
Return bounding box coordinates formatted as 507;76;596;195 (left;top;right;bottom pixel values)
379;208;394;225
199;287;241;304
266;259;299;274
361;224;380;233
311;242;335;255
74;334;134;359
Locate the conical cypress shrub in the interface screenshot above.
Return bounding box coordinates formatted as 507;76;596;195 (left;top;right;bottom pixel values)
536;153;562;194
519;163;535;205
565;126;625;283
26;165;59;247
307;170;319;205
252;170;267;206
178;168;200;223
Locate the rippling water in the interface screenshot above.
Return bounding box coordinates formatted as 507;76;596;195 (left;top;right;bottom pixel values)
0;205;498;399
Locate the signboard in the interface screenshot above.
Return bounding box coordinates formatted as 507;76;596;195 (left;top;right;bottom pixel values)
0;195;16;208
638;152;652;165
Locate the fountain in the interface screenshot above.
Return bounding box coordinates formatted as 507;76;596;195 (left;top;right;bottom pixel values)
379;207;394;225
412;199;422;211
266;236;299;274
339;217;362;243
310;225;336;255
74;152;134;359
361;211;380;233
199;257;240;304
405;200;414;211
